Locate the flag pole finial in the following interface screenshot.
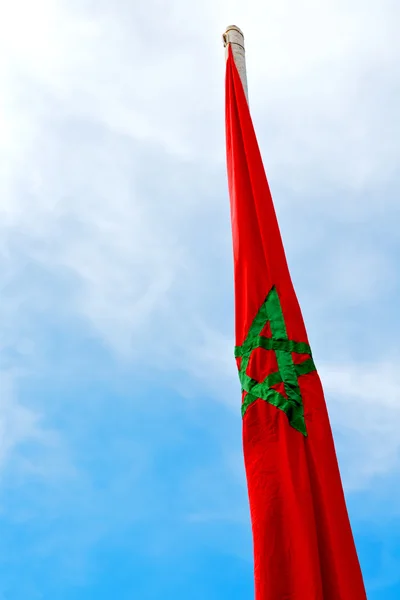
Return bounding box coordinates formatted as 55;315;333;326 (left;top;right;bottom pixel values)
223;25;248;102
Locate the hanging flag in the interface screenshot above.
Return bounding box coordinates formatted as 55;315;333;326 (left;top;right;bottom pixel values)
225;44;366;600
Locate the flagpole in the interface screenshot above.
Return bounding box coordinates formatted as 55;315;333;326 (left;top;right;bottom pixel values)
223;25;248;102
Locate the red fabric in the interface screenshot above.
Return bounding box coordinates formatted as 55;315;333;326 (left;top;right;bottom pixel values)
225;46;366;600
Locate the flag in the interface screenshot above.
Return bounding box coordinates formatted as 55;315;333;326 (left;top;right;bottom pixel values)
225;45;366;600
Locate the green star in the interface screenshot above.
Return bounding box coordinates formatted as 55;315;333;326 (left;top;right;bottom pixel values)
235;286;316;436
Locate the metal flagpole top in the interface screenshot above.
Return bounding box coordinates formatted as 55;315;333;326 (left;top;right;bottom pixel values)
223;25;248;102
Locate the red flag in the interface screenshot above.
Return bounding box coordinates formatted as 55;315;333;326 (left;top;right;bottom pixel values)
225;45;366;600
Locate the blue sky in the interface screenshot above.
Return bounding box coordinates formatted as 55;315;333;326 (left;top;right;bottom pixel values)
0;0;400;598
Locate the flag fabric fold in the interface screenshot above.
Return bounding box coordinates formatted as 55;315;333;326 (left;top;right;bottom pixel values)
225;45;366;600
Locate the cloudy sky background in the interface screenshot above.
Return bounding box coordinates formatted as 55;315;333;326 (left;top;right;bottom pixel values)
0;0;399;598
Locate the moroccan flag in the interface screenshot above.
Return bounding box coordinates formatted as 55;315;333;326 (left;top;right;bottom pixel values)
225;45;366;600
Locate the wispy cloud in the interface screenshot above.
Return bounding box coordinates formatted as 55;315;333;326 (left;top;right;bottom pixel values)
0;0;398;489
320;361;400;487
0;373;63;477
0;1;399;596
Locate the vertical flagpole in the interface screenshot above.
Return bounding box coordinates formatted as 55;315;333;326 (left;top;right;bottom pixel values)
223;25;248;102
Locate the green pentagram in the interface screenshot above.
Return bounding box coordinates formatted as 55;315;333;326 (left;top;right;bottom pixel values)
235;286;316;436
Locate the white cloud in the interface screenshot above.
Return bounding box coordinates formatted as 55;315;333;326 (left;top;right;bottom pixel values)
0;373;54;473
320;360;400;488
0;0;399;487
